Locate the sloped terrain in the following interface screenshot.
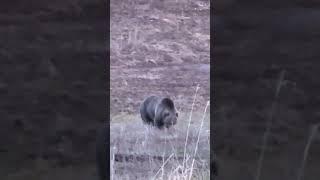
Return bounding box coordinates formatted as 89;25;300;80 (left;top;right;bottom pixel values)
110;0;210;179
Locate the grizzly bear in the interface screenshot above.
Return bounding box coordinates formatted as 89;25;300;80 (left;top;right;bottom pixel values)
140;96;178;129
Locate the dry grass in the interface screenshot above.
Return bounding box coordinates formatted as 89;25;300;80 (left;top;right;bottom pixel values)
110;111;210;179
110;87;210;180
110;0;210;67
109;1;210;178
109;0;210;179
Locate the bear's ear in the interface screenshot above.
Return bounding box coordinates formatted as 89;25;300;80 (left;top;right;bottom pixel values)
161;98;174;109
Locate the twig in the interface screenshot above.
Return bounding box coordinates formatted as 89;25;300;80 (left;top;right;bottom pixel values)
183;84;200;169
189;101;210;180
153;153;175;180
